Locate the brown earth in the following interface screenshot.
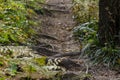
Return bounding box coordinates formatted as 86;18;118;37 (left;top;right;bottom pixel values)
1;0;120;80
38;0;80;53
34;0;120;80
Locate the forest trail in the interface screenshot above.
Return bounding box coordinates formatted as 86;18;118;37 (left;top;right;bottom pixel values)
36;0;120;80
1;0;120;80
38;0;80;53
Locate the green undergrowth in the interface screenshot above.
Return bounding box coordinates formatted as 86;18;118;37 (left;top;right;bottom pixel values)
73;21;120;67
0;47;90;80
0;47;62;80
72;0;98;24
0;0;44;45
73;0;120;67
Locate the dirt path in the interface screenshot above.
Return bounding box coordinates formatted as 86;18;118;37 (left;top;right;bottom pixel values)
38;0;80;53
1;0;120;80
36;0;120;80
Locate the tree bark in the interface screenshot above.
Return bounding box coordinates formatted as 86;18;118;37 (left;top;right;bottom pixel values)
98;0;120;46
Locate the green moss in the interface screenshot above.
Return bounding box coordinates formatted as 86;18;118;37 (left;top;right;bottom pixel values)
34;56;47;66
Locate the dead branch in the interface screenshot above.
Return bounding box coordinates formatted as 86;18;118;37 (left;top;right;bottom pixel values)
53;51;81;57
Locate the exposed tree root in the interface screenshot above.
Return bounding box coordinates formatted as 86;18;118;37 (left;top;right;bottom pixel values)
38;33;60;41
38;42;53;49
31;46;59;56
53;51;81;57
43;8;70;13
30;45;81;57
38;2;72;7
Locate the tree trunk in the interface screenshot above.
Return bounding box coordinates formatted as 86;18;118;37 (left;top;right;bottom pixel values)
98;0;120;47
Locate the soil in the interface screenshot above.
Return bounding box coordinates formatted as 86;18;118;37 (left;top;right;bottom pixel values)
34;0;120;80
38;0;80;53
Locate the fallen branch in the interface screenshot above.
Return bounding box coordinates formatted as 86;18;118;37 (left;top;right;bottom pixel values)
53;51;81;57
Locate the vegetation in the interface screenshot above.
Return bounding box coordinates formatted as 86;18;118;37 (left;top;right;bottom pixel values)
72;0;98;24
0;0;65;79
0;47;62;79
73;0;120;67
0;0;44;45
0;0;120;79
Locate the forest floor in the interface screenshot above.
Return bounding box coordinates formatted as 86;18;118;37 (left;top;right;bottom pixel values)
2;0;119;80
35;0;120;80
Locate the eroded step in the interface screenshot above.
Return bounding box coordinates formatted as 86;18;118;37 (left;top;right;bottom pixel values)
42;8;70;13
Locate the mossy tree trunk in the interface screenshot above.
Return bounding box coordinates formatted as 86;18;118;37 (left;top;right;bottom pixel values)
98;0;120;47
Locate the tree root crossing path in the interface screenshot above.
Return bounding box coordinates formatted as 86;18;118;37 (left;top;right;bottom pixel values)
2;0;120;80
38;0;80;55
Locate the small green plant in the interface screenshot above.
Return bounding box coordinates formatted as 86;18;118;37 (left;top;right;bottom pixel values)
0;77;5;80
26;65;37;79
23;63;37;79
73;21;98;44
5;62;18;76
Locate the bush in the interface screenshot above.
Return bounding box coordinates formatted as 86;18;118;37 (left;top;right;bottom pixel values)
72;0;99;24
73;21;98;44
73;0;120;67
0;0;44;45
73;21;120;67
